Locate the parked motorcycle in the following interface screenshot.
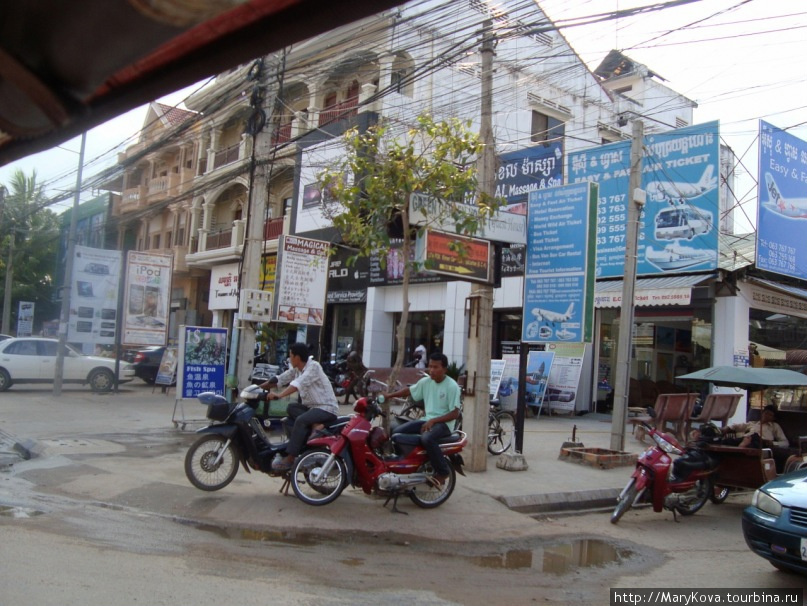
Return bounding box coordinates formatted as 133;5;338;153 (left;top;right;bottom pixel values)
184;385;348;492
322;353;348;397
611;421;718;524
289;394;467;512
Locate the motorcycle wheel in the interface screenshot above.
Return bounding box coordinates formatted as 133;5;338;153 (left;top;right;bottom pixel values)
611;478;638;524
487;410;515;455
400;400;425;420
710;485;730;504
673;474;714;516
290;449;347;506
184;435;239;491
409;459;455;509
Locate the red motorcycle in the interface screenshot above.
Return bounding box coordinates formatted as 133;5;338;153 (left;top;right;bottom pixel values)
611;421;718;524
289;395;467;512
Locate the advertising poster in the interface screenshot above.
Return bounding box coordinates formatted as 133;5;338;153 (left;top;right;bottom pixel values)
495;142;564;207
68;246;123;344
178;326;227;398
525;350;555;413
123;251;172;346
544;343;586;414
756;120;807;280
498;350;521;411
273;235;329;326
209;262;240;310
523;182;597;343
568;121;720;278
489;359;507;399
155;346;178;386
16;301;34;337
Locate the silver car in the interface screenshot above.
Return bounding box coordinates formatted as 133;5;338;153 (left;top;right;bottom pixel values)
0;337;134;392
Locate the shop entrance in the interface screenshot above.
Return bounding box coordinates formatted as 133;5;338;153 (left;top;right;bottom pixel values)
393;311;445;366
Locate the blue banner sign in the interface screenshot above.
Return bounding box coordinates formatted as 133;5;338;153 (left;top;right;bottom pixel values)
180;326;227;398
568;121;720;278
495;142;564;209
523;182;597;343
756;120;807;280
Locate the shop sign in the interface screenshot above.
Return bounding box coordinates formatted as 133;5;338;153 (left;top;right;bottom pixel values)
416;229;492;284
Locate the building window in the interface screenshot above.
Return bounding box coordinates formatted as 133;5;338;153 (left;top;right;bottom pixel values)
531;110;565;144
165;231;172;248
152;234;161;249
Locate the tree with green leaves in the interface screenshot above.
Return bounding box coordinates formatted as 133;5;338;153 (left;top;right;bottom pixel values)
0;169;60;334
318;114;501;390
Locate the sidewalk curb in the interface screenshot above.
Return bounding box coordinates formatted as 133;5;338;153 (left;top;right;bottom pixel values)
499;487;621;514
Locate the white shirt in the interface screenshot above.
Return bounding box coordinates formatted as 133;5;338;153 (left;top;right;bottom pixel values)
414;344;427;369
275;358;339;416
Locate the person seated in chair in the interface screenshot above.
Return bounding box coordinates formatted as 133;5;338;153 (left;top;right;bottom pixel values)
723;404;790;471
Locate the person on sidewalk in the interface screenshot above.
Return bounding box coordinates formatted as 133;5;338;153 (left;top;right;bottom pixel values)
413;340;427;369
260;342;339;471
342;351;368;405
383;352;461;486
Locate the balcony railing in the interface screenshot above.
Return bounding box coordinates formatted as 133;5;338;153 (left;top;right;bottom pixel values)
213;144;241;169
272;122;292;145
264;217;284;240
318;97;358;127
206;229;233;250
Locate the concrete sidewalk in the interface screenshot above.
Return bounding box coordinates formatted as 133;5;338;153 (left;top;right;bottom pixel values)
0;383;650;541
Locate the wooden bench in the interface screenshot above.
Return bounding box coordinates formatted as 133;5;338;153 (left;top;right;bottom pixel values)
629;393;697;442
684;393;742;439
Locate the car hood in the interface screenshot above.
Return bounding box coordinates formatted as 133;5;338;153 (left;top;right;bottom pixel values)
762;468;807;506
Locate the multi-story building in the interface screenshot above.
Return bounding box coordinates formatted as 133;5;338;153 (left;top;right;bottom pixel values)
103;0;708;403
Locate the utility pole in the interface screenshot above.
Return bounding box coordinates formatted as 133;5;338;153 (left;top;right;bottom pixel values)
465;21;495;472
54;132;86;396
610;119;645;451
235;60;272;387
0;185;9;335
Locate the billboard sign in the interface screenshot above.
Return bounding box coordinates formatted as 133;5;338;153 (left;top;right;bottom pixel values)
568;121;720;277
178;326;226;398
123;251;172;346
495;142;563;207
756;120;807;280
273;235;329;325
68;246;123;344
522;182;597;343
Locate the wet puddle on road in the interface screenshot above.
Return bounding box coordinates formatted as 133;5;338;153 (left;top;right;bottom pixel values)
467;538;630;574
188;519;630;576
0;505;45;518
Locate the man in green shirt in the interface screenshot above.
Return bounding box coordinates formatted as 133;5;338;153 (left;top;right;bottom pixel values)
384;352;461;486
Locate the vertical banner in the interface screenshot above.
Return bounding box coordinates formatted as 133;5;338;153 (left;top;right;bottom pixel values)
525;350;555;412
16;301;34;337
273;235;330;325
568;121;720;277
756;120;807;280
523;182;597;343
544;343;586;414
68;245;123;344
123;251;173;346
178;326;227;398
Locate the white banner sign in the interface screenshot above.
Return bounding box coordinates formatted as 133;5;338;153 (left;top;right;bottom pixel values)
273;235;329;325
123;251;172;346
68;246;123;344
16;301;34;337
209;262;240;310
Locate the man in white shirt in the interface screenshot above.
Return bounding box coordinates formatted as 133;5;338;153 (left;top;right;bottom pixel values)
413;340;427;369
261;342;339;471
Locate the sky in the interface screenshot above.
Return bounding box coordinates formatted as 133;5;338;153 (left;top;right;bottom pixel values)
1;0;805;232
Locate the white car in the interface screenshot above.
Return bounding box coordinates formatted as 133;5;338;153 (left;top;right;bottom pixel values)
0;337;135;392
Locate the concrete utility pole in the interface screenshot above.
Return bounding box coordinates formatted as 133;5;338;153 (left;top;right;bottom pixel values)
0;185;8;335
610;119;645;451
54;132;86;396
465;22;496;472
235;62;272;386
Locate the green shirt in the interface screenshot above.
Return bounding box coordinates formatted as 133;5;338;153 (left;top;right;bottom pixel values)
409;375;461;428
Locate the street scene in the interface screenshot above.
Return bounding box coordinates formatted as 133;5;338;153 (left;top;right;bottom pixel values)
2;0;807;604
1;384;805;605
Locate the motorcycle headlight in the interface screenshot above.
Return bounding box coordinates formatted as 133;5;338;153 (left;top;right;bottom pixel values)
652;433;683;455
751;489;782;517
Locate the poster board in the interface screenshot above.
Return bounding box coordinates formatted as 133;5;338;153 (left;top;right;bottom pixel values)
544;343;586;414
489;359;506;399
123;251;172;346
155;346;178;386
177;326;227;398
273;235;329;325
526;351;555;415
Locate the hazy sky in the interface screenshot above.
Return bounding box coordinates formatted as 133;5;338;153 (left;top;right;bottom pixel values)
1;0;804;232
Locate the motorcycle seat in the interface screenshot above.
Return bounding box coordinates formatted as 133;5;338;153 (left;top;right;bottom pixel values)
391;431;463;446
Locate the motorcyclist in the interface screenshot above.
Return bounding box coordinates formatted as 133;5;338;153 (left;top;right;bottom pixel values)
382;352;461;486
260;342;339;472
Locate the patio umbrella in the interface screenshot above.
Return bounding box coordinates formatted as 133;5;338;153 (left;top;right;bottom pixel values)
677;366;807;392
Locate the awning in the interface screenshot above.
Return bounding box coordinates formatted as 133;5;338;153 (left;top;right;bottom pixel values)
594;274;714;308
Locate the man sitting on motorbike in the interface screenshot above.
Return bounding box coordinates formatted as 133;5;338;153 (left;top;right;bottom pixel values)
382;352;461;486
260;342;340;472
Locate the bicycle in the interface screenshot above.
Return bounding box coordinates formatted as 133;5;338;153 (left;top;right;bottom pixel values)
401;397;515;455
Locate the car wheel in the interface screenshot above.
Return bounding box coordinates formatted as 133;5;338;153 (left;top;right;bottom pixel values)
0;368;11;392
89;368;115;392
